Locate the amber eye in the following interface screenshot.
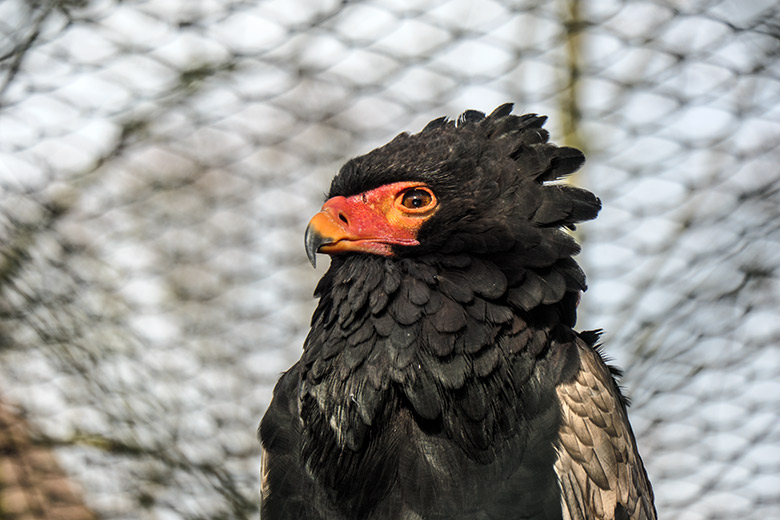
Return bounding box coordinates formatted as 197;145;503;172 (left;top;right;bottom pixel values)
399;188;435;211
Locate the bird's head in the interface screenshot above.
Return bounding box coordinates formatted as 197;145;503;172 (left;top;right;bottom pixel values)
305;104;600;276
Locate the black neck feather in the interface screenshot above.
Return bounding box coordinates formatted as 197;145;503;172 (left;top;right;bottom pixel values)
298;253;579;508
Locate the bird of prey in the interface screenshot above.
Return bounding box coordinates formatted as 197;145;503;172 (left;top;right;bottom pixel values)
259;104;656;520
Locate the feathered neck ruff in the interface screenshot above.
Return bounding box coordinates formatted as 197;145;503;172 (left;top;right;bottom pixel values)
299;252;581;461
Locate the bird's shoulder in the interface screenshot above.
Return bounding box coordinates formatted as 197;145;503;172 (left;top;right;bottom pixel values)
554;333;657;520
259;364;342;520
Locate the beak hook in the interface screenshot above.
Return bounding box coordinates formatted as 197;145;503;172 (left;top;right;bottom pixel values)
304;222;324;268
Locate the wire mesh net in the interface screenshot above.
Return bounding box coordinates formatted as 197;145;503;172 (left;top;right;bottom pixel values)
1;0;778;518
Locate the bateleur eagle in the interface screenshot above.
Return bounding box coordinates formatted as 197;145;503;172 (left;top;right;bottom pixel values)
259;104;656;520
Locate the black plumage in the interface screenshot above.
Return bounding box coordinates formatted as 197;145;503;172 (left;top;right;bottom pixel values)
259;104;656;519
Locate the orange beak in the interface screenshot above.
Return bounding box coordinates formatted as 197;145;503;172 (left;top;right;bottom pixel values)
304;182;436;267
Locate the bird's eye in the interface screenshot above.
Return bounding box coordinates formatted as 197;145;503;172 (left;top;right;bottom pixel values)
399;188;435;211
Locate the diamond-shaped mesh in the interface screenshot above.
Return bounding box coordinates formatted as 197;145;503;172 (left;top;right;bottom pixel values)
1;1;778;518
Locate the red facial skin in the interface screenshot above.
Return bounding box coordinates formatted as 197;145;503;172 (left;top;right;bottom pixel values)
306;181;438;260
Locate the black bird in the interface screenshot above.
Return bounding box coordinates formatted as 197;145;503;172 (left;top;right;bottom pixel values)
259;104;656;520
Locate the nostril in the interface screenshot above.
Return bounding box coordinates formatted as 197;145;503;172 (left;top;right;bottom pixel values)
338;212;349;224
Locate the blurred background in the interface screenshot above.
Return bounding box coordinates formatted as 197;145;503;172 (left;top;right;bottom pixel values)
1;0;778;518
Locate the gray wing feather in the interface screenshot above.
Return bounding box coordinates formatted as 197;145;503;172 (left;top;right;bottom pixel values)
555;339;656;520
